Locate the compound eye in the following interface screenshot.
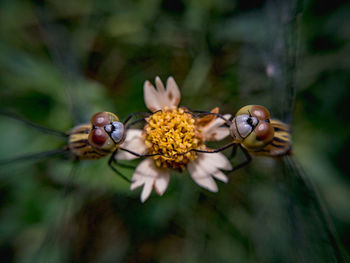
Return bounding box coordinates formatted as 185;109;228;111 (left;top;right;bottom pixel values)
247;116;258;127
235;114;253;138
108;121;124;144
91;112;110;127
255;122;274;143
105;124;113;133
89;127;109;147
250;105;270;120
90;112;120;127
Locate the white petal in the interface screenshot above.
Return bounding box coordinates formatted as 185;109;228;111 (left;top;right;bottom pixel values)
195;154;229;183
154;172;170;196
141;182;153;203
155;76;166;93
131;159;157;185
212;170;228;183
130;159;169;202
202;114;231;141
205;127;231;141
143;76;182;112
165;76;181;108
188;152;233;192
117;129;147;160
203;152;232;171
155;76;171;109
131;159;157;202
144;80;162;112
188;160;218;192
211;113;231;128
130;159;156;189
130;176;146;190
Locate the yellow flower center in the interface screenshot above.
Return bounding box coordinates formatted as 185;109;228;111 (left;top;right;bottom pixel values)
144;107;204;170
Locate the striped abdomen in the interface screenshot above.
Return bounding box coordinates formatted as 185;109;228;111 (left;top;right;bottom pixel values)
251;119;292;156
68;124;113;160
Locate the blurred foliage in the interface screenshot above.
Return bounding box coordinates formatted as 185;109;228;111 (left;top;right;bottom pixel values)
0;0;349;262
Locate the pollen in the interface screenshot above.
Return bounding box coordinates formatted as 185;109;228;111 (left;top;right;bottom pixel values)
144;107;204;170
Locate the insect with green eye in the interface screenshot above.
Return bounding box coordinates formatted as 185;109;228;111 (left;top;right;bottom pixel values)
190;105;292;171
0;110;162;182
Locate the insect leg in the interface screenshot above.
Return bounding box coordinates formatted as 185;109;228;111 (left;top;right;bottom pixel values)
229;144;252;172
125;118;147;130
230;143;238;160
110;150;137;170
119;147;170;158
124;110;162;129
0;110;68;138
179;142;237;155
123;112;152;125
108;150;132;183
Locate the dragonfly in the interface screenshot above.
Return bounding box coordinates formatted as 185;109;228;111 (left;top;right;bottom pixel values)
0;1;348;263
0;110;163;182
189;104;292;172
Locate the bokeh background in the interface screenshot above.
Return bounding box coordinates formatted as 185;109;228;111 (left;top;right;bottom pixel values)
0;0;349;262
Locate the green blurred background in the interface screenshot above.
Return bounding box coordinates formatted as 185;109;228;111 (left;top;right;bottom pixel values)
0;0;349;262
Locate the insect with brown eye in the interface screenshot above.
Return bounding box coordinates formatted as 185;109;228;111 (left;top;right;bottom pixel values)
188;105;292;171
0;110;161;182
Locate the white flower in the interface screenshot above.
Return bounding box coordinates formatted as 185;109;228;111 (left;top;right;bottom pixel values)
118;76;232;202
